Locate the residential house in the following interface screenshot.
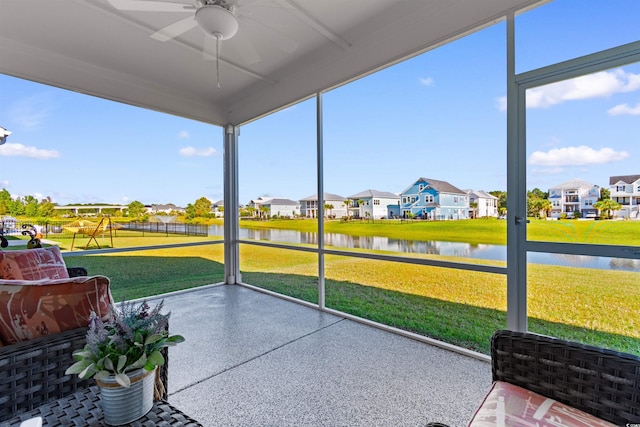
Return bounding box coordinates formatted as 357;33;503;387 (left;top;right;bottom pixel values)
400;178;468;220
147;203;185;215
548;179;600;218
211;200;224;218
464;190;499;218
248;197;299;219
300;193;346;218
261;198;300;219
609;174;640;219
347;189;400;220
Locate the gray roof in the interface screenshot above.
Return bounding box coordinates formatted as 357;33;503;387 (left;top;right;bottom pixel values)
549;179;598;190
609;174;640;185
405;178;466;195
152;203;181;210
348;189;400;199
264;198;299;205
300;193;346;202
464;189;498;199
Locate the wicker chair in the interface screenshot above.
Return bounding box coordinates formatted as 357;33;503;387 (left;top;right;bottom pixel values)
0;265;170;422
490;329;640;425
0;326;170;422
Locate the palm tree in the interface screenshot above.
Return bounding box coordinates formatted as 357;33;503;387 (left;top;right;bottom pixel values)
469;201;478;219
357;199;365;219
323;203;334;218
594;199;622;219
539;199;553;218
343;199;351;219
259;205;269;220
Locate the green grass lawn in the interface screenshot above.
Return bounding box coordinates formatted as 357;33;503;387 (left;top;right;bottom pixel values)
238;244;639;355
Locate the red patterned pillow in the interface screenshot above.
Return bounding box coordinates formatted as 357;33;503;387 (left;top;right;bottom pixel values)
0;247;70;280
0;276;113;345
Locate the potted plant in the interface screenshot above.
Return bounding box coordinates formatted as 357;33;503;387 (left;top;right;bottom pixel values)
65;299;184;425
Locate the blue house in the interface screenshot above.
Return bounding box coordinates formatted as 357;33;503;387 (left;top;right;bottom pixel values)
399;178;469;220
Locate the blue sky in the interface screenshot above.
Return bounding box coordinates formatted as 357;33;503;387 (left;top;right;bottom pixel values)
1;0;638;208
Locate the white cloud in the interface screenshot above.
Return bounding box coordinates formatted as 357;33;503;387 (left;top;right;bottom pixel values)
420;77;434;87
608;102;640;116
177;130;190;139
0;180;9;188
529;145;629;166
179;146;216;157
0;143;60;159
497;69;640;111
526;69;640;109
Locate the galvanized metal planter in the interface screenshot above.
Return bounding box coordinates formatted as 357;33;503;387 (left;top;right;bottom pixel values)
95;368;156;425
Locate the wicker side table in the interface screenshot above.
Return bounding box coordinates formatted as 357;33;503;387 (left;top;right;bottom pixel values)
3;386;202;427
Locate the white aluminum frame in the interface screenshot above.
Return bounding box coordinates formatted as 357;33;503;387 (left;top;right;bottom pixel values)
509;40;640;331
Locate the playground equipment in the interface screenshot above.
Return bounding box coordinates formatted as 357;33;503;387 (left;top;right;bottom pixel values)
63;217;121;250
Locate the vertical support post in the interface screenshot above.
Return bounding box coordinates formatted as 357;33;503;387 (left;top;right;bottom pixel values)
506;13;527;331
316;93;325;309
224;124;241;285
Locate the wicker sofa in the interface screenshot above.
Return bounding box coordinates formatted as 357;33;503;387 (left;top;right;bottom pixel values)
464;330;640;426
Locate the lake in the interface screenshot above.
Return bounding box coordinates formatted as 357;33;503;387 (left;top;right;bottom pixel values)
208;225;639;272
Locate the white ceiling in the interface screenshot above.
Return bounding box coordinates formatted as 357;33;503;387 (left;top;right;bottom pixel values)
0;0;546;127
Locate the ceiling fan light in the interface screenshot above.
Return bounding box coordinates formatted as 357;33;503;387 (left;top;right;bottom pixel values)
195;5;238;40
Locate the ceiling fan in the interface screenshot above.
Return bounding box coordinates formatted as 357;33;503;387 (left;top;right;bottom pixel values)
106;0;296;86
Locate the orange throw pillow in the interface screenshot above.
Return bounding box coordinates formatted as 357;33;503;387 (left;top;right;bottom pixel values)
0;276;113;345
0;247;70;280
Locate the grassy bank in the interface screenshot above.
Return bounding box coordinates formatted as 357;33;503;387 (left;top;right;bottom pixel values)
240;217;640;246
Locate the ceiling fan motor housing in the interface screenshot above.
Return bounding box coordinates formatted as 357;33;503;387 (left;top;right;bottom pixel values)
195;4;239;40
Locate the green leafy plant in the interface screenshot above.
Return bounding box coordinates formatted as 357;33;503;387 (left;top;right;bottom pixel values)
65;299;185;387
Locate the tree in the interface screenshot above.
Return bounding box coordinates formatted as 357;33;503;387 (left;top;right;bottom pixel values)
469;201;478;219
127;200;146;218
538;199;553;218
259;205;269;220
489;191;507;215
39;199;56;218
527;188;550;218
0;189;11;215
324;203;334;218
594;199;621;219
343;200;351;218
194;197;212;217
528;188;548;199
24;195;40;217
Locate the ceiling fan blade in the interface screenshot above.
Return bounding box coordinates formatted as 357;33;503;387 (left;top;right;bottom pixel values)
107;0;195;12
228;32;262;65
151;15;198;41
240;16;298;54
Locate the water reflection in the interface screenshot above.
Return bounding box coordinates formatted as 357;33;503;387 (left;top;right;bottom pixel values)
210;225;638;272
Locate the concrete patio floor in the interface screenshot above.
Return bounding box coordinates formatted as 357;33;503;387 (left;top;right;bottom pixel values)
150;284;492;426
